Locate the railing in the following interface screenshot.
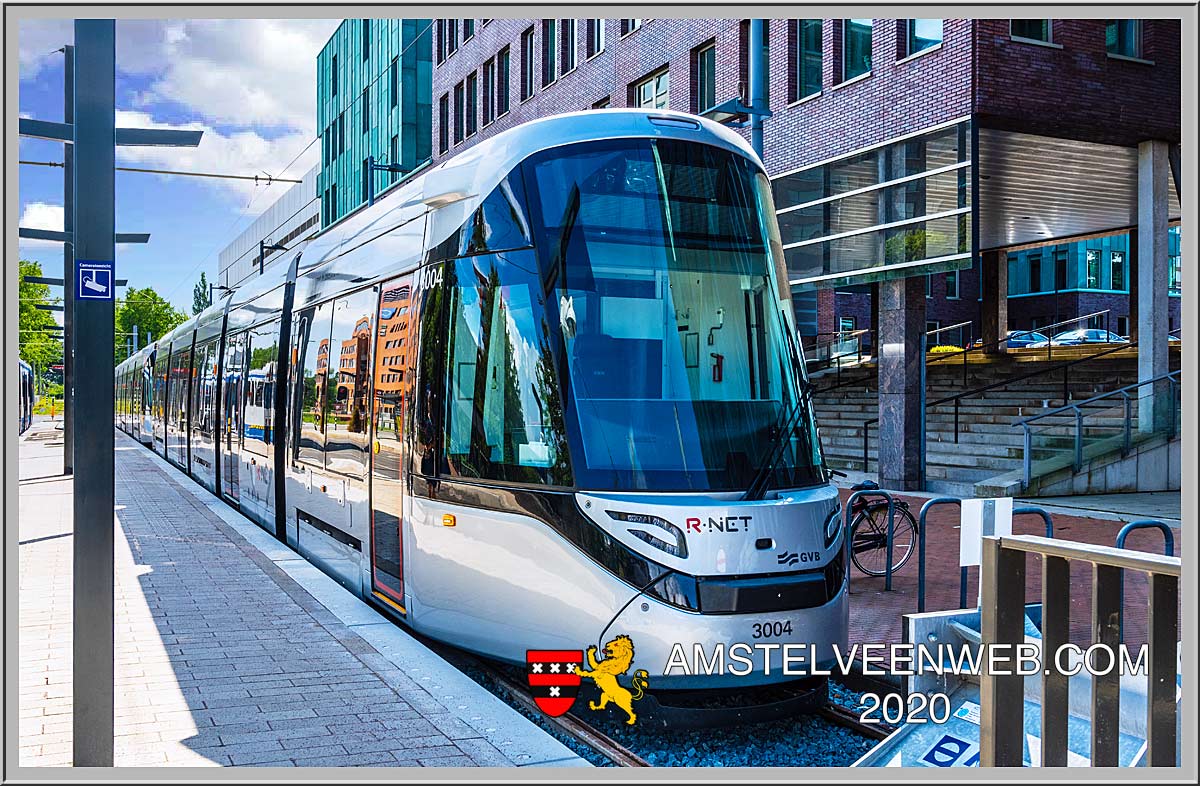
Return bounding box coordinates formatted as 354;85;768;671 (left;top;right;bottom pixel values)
979;534;1180;767
1014;370;1182;490
926;309;1115;389
804;329;872;387
858;339;1141;472
1115;520;1176;640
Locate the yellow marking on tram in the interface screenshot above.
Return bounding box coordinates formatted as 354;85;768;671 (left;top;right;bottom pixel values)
372;591;407;615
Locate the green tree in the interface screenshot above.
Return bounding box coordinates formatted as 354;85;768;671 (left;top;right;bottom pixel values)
18;259;64;374
116;286;186;363
192;271;212;315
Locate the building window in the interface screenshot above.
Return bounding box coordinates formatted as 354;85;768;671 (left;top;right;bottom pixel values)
1029;254;1041;292
389;58;398;108
435;20;445;63
587;19;606;57
389;135;398;182
592;96;610;109
1085;249;1101;289
338;112;345;154
695;43;716;113
362;88;369;133
482;58;495;125
843;19;872;80
542;19;558;85
362;18;370;61
465;71;478;137
331;54;338;96
1010;19;1052;43
1106;20;1142;58
796;19;822;100
839;316;857;333
1053;249;1068;291
906;19;943;56
925;274;932;298
621;19;642;36
463;19;475;41
447;19;459;56
1116;316;1129;337
563;19;578;72
1169;253;1182;294
438;93;449;153
520;27;535;100
497;46;511;114
453;81;464;143
635;68;669;109
1110;250;1126;291
945;268;960;299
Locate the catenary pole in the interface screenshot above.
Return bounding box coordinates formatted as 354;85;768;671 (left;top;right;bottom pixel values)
63;45;75;474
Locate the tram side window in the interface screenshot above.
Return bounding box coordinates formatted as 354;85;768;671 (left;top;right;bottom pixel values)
243;321;280;456
442;252;572;485
223;331;246;446
293;302;334;468
325;288;376;476
191;341;217;439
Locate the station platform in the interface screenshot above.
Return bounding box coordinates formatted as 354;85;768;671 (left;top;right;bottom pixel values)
840;486;1184;663
17;420;588;769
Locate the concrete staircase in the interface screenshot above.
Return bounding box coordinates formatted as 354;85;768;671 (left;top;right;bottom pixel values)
811;349;1177;497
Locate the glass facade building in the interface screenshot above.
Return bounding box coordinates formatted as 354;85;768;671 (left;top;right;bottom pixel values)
1007;225;1182;298
772;119;973;291
317;18;433;228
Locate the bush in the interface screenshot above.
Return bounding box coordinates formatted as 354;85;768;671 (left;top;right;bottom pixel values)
928;344;962;354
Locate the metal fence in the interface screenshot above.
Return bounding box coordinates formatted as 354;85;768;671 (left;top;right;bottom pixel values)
979;534;1180;767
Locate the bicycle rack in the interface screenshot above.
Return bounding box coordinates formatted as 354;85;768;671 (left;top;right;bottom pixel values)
1115;519;1175;639
844;488;898;591
916;497;961;613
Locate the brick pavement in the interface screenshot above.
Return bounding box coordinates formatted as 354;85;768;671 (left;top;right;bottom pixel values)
17;421;583;768
842;488;1184;661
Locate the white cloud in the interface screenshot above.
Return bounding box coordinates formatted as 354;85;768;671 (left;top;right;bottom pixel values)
20;18;339;134
18;202;65;249
113;109;318;201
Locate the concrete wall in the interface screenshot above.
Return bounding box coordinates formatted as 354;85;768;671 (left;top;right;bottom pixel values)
1022;432;1181;497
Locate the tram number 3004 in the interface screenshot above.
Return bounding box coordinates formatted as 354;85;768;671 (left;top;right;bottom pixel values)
751;620;794;639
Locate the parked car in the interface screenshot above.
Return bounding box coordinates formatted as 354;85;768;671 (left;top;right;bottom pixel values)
1026;329;1129;347
970;330;1050;350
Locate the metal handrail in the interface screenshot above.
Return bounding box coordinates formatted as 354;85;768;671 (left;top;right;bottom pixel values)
859;338;1140;471
980;533;1180;766
917;497;960;613
1016;370;1181;489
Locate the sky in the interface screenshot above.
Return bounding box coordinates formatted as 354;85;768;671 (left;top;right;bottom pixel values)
17;18;342;315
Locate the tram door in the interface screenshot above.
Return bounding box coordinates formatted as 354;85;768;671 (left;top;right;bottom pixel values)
221;331;245;503
369;275;415;611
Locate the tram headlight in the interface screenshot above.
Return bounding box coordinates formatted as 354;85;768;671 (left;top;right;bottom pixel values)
606;510;688;559
822;505;842;550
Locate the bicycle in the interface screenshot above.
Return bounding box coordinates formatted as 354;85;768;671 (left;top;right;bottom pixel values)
847;481;919;577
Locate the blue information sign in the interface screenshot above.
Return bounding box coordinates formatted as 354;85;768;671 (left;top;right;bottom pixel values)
76;259;115;300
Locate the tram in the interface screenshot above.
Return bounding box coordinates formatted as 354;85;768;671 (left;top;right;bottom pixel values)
115;110;847;689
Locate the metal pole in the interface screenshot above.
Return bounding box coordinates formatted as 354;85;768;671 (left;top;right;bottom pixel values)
132;323;138;353
1073;407;1084;471
367;154;376;206
63;44;75;475
71;19;116;767
749;20;765;158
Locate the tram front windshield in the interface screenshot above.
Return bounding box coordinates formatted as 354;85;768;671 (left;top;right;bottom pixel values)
523;138;823;492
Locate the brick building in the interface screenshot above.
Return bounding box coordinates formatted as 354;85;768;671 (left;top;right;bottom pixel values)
419;16;1180;489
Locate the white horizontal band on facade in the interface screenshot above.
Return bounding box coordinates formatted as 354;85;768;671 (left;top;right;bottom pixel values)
776;160;972;215
781;206;972;251
769;115;973;182
788;251;973;288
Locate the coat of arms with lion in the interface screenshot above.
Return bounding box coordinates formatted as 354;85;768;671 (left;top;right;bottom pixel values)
575;635;649;726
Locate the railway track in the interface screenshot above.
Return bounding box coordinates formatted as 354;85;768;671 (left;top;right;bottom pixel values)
818;702;894;742
482;665;650;767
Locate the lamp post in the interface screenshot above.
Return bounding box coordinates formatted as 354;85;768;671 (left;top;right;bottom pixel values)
258;239;288;275
365;155;410;207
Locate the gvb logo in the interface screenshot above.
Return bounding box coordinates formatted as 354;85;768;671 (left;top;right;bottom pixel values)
920;734;980;767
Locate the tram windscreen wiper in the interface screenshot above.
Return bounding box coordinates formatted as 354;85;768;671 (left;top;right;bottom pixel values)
542;184;581;296
741;385;814;502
